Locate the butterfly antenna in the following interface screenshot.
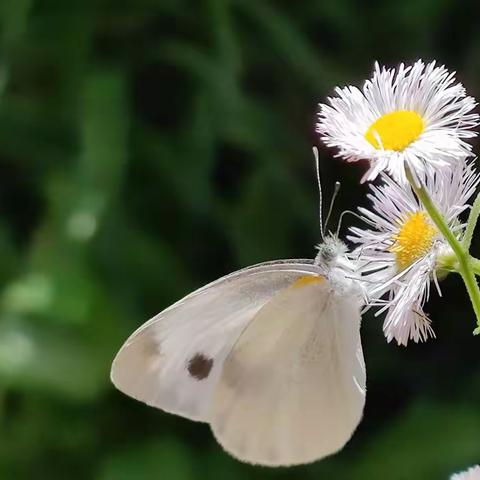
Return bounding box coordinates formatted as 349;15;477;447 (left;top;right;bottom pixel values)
313;147;325;240
324;181;341;235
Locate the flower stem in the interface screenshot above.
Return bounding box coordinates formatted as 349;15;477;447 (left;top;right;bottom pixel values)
471;257;480;276
405;166;480;335
463;191;480;251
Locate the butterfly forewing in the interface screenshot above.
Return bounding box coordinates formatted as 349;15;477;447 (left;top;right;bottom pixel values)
111;260;321;422
210;277;365;466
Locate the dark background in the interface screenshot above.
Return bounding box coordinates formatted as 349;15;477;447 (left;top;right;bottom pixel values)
0;0;479;478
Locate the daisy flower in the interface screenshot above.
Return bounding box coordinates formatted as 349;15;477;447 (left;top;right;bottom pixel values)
348;161;480;345
317;60;479;183
451;465;480;480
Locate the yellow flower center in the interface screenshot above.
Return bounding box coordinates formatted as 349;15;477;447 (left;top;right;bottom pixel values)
390;211;436;270
365;110;424;151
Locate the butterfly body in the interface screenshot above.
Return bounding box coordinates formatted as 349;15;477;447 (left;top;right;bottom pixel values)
111;236;366;466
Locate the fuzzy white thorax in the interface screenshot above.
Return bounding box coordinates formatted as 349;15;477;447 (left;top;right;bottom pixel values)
315;235;365;302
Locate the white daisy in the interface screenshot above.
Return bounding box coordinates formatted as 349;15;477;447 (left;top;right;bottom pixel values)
349;161;480;345
451;465;480;480
317;60;479;183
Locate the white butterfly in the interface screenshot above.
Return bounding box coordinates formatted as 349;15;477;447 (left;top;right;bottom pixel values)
111;149;366;467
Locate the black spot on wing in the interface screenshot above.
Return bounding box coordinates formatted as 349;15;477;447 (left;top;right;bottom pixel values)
187;353;213;380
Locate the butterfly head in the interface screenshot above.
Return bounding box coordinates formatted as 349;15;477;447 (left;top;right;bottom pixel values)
314;235;347;269
314;234;365;302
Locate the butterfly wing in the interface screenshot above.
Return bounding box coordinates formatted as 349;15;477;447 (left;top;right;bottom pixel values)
111;260;321;422
210;277;365;466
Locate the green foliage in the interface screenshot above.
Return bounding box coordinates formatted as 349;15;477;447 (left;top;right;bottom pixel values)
0;0;479;478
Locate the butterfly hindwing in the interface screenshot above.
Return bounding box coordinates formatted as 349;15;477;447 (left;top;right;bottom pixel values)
210;276;365;466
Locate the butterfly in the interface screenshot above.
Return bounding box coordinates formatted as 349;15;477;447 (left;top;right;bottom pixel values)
111;149;366;467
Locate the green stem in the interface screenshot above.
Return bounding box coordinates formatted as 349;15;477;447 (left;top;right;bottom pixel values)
463;191;480;251
471;257;480;276
405;166;480;335
0;389;3;426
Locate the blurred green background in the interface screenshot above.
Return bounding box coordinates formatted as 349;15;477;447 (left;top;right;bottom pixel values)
0;0;479;478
